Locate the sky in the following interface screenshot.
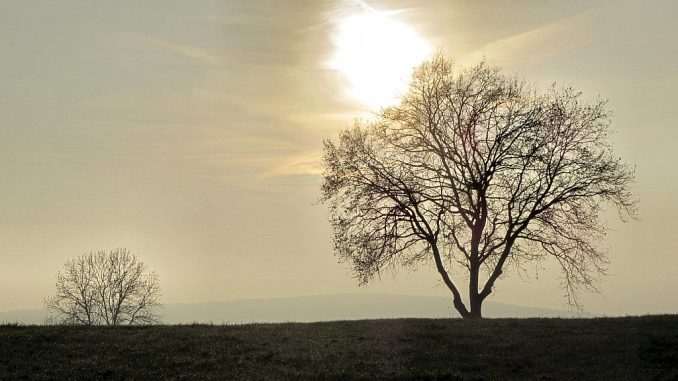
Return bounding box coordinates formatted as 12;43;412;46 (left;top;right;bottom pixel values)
1;0;677;315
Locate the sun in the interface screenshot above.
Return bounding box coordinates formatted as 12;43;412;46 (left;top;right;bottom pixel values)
329;6;432;109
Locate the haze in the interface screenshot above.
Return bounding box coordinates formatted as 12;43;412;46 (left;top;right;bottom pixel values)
1;0;677;316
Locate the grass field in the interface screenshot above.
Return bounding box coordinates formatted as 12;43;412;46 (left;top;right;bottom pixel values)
1;316;677;380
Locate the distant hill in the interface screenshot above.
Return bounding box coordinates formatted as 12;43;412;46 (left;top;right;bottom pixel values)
0;294;579;324
0;308;50;325
162;294;580;324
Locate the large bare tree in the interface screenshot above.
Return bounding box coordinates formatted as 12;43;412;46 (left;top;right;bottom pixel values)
321;54;636;318
45;248;162;325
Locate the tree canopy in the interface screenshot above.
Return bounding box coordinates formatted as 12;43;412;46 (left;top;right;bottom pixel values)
321;54;636;318
45;248;162;325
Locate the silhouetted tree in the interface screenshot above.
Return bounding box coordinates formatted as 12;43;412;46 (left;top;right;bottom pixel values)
45;248;161;325
321;54;636;318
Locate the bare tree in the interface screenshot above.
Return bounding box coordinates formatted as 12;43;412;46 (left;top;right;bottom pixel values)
45;248;162;325
321;53;636;318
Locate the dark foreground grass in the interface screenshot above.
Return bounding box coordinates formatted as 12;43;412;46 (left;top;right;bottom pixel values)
1;316;677;380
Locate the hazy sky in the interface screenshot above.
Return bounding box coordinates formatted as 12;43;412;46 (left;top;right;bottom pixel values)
1;0;677;315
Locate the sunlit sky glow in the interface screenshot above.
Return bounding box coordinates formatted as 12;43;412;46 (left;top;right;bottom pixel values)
329;4;433;108
1;0;677;315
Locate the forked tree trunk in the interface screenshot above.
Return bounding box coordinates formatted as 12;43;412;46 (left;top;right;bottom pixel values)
449;293;483;319
449;294;484;319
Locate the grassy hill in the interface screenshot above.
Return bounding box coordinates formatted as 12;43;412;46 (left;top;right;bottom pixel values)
1;316;677;380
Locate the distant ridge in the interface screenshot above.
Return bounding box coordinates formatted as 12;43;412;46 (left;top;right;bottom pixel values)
1;293;579;324
161;294;580;323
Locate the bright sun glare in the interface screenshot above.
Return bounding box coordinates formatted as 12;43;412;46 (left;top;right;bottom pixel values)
329;5;432;109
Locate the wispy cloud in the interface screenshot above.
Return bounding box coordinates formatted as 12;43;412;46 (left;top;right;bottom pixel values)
120;32;222;66
462;8;607;67
263;151;323;178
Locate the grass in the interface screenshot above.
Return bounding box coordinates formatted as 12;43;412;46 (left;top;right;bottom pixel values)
1;316;677;380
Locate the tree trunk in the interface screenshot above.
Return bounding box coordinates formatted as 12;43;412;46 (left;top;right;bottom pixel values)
467;259;483;319
452;298;471;319
468;293;483;319
430;243;471;318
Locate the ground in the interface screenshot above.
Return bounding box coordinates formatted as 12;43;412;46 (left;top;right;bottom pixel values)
1;316;677;380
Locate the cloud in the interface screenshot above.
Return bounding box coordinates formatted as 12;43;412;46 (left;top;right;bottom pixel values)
119;32;222;66
264;151;324;177
461;8;607;67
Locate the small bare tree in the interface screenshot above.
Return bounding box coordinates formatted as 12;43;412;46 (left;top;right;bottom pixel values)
321;53;636;318
45;248;162;325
